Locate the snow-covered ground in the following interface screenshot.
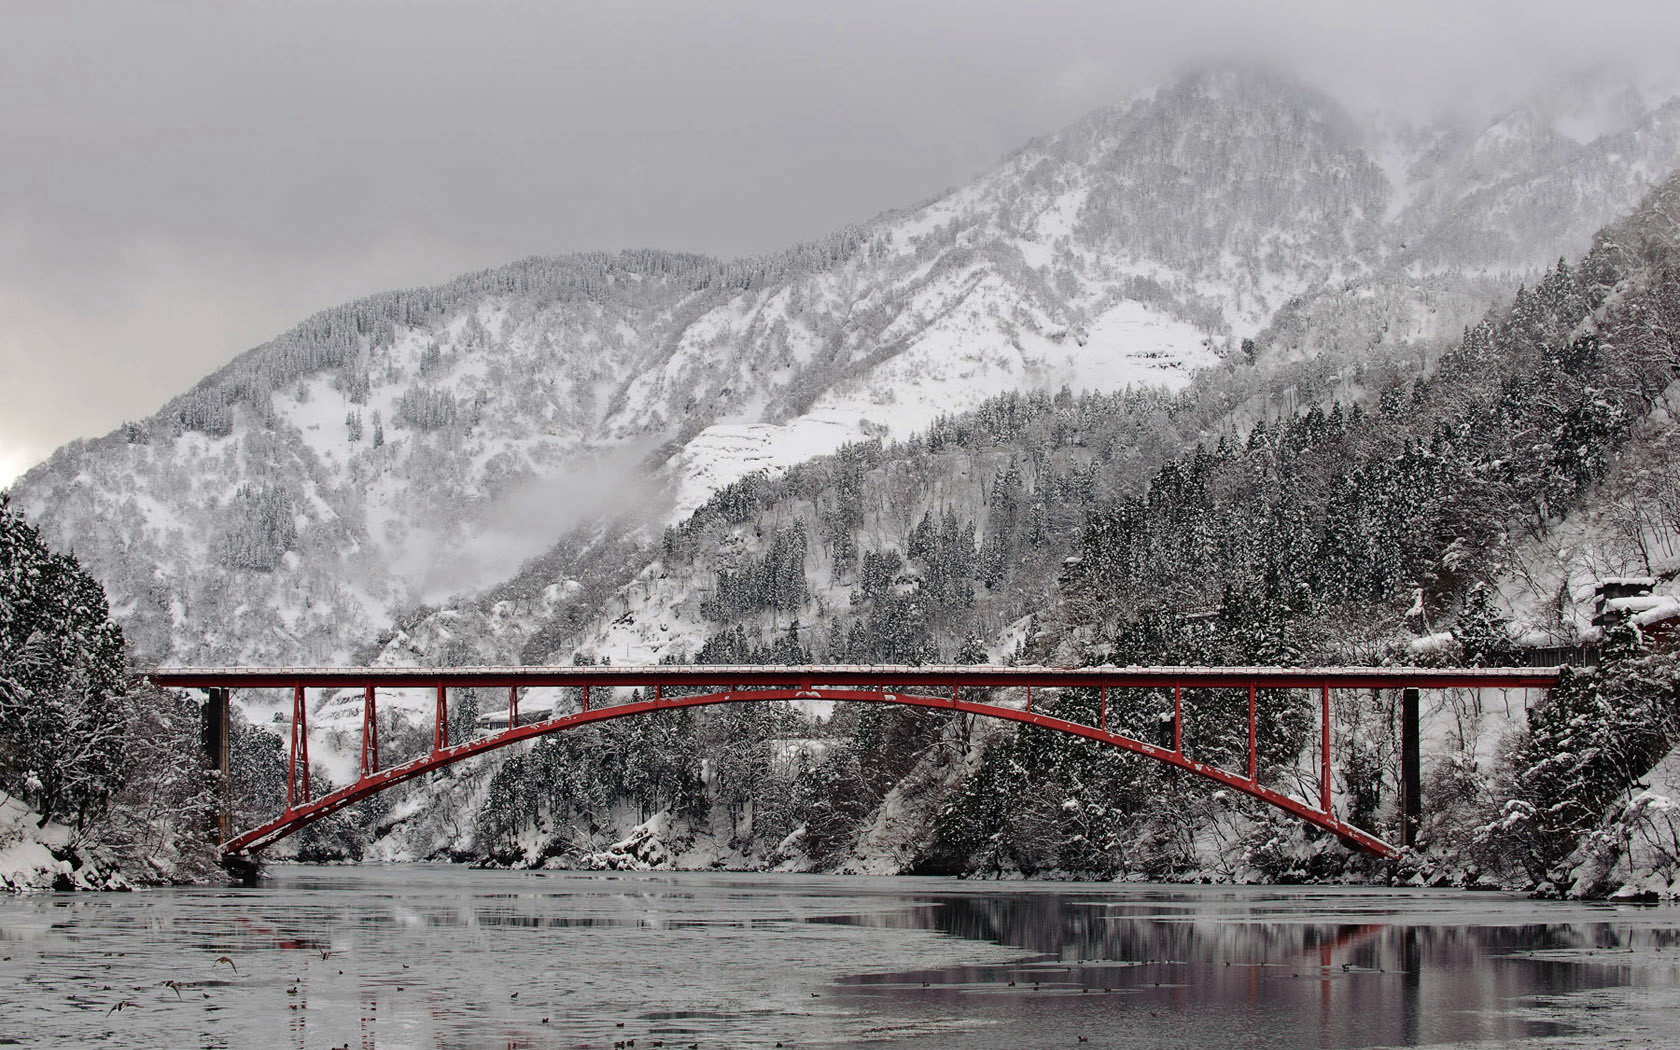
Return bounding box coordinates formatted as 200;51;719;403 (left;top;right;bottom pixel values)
0;792;126;892
0;792;70;891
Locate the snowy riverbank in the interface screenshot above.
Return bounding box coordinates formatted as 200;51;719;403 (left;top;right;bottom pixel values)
0;791;133;892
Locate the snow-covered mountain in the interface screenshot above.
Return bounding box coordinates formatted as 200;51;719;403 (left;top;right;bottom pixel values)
13;67;1680;667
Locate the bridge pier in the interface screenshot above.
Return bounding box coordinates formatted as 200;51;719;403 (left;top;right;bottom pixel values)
1247;681;1257;781
1320;683;1333;814
287;684;312;807
361;684;380;776
1401;687;1421;848
201;687;256;882
199;687;231;845
433;681;449;752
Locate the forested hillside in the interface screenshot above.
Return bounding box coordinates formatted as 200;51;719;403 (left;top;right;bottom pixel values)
15;69;1680;671
293;172;1680;890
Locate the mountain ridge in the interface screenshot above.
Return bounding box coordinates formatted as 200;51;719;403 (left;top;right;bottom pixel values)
12;66;1680;670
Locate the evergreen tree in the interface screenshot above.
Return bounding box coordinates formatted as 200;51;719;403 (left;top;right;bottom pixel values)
1453;583;1517;666
1488;650;1680;884
0;495;129;830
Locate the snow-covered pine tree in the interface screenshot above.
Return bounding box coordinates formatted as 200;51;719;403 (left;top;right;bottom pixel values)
0;494;129;830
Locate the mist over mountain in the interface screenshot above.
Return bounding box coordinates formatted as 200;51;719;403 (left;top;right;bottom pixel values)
11;67;1680;671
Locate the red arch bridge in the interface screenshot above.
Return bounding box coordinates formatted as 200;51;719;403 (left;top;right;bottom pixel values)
148;665;1562;862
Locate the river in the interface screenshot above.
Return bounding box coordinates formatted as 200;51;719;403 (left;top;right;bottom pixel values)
2;866;1678;1048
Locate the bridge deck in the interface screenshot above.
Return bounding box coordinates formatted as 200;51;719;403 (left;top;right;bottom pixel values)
151;663;1565;690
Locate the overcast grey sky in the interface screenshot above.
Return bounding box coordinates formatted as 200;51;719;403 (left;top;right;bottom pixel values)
5;0;1679;484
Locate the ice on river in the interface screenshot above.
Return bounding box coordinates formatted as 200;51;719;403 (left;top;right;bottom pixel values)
3;868;1680;1049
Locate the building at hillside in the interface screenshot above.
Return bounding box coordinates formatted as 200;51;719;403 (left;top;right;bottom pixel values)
1592;577;1680;650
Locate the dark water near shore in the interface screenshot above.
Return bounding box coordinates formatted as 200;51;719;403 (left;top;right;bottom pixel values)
2;866;1679;1048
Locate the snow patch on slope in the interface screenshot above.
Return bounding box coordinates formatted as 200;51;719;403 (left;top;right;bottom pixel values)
667;411;872;524
665;299;1212;523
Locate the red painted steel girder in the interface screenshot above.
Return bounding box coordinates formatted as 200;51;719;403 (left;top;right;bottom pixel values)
149;663;1564;691
150;664;1567;862
209;687;1398;858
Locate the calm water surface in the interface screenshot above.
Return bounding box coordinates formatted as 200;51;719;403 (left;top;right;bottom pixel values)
2;865;1679;1049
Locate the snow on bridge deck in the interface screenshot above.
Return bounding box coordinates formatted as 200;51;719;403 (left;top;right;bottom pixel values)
150;664;1564;690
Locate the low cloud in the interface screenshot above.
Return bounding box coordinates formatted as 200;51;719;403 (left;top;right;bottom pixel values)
414;440;667;604
5;0;1680;482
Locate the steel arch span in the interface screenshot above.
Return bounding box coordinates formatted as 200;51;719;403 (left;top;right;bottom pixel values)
149;665;1564;861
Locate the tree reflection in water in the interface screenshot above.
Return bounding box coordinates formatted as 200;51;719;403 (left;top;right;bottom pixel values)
824;887;1680;1048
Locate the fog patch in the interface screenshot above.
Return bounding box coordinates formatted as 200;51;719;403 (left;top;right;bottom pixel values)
415;440;668;605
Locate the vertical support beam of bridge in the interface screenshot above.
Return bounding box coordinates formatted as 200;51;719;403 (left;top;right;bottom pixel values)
1247;681;1258;782
433;681;449;752
508;685;519;730
287;684;311;809
582;684;590;713
1401;687;1421;848
201;687;231;844
1099;687;1108;734
1173;685;1183;753
360;685;379;777
1320;683;1333;815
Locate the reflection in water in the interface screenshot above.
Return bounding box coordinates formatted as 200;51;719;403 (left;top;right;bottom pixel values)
0;868;1677;1049
833;892;1680;1048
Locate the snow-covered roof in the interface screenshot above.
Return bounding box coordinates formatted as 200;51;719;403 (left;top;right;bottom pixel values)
1604;594;1678;615
1628;596;1680;627
1582;595;1680;640
1575;577;1659;603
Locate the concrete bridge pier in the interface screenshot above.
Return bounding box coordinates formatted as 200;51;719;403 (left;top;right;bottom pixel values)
1401;687;1421;848
198;687;247;878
